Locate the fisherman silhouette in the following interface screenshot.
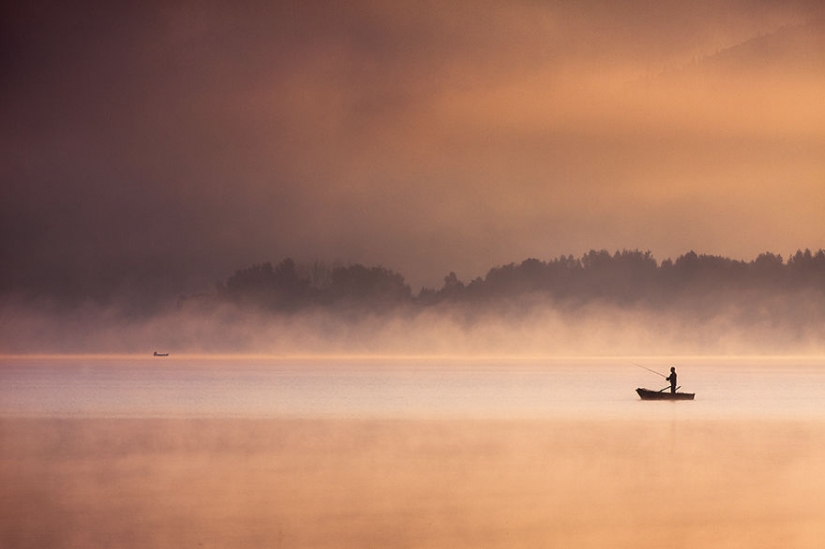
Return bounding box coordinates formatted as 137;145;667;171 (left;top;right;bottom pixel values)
666;367;677;394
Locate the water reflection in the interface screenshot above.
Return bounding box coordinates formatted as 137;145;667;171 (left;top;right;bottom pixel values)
2;356;825;548
2;356;825;419
2;417;825;548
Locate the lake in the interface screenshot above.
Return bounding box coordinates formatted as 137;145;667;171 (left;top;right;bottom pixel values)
2;355;825;548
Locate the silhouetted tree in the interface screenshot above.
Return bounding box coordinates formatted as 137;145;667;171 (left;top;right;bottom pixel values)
212;249;825;316
223;258;310;310
224;262;275;294
748;252;784;289
788;249;825;291
328;264;412;306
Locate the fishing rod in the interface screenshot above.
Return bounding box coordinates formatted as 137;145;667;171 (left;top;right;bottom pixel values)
628;361;667;378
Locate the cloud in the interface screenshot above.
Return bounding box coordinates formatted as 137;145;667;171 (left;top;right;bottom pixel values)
1;0;823;300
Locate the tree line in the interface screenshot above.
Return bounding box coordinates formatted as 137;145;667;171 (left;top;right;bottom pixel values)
215;258;412;310
208;249;825;313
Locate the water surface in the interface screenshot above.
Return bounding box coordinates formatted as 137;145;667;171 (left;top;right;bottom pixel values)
2;356;825;548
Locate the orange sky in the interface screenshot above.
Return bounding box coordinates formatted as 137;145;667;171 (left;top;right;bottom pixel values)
1;0;823;296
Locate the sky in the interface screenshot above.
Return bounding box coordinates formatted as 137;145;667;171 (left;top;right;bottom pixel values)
2;0;824;301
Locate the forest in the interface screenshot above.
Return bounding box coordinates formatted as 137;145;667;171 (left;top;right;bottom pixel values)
5;249;825;354
204;249;825;316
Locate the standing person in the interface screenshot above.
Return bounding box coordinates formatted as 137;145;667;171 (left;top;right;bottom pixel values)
666;367;677;394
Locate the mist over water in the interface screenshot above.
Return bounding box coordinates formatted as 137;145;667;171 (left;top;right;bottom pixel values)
3;295;825;356
3;356;825;548
4;0;824;544
2;356;825;420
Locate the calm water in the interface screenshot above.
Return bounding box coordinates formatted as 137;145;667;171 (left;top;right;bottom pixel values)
2;355;825;548
3;355;825;419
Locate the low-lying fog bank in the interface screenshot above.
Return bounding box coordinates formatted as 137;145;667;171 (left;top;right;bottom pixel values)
2;293;824;356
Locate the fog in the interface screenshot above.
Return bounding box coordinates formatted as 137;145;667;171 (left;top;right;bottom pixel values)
4;3;825;545
3;291;824;356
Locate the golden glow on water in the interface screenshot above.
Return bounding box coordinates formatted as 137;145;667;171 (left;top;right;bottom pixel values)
3;356;825;547
3;418;825;548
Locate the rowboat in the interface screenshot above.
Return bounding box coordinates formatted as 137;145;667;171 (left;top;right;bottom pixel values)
636;388;694;400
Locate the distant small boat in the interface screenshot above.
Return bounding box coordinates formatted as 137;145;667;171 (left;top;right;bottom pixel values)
636;388;694;400
153;352;169;357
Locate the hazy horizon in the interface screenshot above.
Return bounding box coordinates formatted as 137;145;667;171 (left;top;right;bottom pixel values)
4;5;825;544
2;247;824;356
4;293;824;357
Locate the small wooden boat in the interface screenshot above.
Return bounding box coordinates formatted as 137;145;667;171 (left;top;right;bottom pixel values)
636;388;694;400
153;351;169;357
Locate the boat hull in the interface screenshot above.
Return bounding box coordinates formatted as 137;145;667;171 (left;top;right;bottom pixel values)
636;388;695;400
